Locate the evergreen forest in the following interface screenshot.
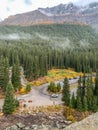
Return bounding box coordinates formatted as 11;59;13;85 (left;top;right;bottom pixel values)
0;23;98;83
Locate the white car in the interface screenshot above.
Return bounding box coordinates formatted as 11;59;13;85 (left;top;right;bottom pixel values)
51;94;58;98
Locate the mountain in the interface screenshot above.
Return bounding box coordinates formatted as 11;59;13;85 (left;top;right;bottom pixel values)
0;10;52;26
38;2;98;15
1;2;98;26
38;3;80;15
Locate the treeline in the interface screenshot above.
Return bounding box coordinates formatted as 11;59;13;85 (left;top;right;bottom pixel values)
0;56;21;91
0;56;21;114
62;70;98;112
0;24;98;43
0;44;96;81
0;24;97;81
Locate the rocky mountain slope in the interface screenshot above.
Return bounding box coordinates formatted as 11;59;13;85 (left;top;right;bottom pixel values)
1;2;98;26
0;10;52;26
39;2;98;15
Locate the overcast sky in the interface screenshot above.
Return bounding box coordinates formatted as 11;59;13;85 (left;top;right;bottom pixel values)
0;0;98;20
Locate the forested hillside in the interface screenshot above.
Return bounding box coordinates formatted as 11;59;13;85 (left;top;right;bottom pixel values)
0;24;98;81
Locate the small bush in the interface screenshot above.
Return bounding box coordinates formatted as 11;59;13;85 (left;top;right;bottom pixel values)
48;82;61;93
26;84;31;93
20;87;26;94
67;115;76;123
14;99;19;108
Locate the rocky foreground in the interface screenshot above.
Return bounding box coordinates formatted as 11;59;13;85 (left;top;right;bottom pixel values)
1;112;98;130
0;112;71;130
65;112;98;130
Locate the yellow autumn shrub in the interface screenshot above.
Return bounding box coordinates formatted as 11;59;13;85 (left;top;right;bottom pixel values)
92;77;95;83
67;115;76;123
29;69;87;87
20;87;26;94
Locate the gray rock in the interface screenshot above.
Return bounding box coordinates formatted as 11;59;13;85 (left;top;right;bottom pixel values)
10;125;19;130
61;125;67;129
38;125;43;129
5;127;11;130
64;120;72;125
56;121;60;128
16;123;25;129
31;125;38;130
50;128;59;130
41;128;48;130
23;126;31;130
5;125;20;130
49;116;55;120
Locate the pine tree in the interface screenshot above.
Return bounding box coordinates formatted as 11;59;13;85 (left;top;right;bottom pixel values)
3;83;16;114
77;77;82;99
86;77;93;110
71;92;76;108
91;96;98;112
76;77;83;111
12;56;21;90
12;64;15;88
94;69;98;95
83;96;88;111
76;97;83;112
82;73;86;97
3;58;9;91
0;57;9;91
0;57;4;89
62;78;70;106
57;83;61;92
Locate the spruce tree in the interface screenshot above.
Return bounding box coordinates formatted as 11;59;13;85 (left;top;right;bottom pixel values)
76;97;83;112
77;77;82;99
94;69;98;95
91;96;98;112
57;83;61;92
3;83;16;114
0;57;4;89
3;58;9;91
76;77;83;111
86;77;93;110
82;73;86;97
71;92;76;108
12;56;21;91
0;57;9;91
12;64;15;88
62;78;70;106
83;96;88;111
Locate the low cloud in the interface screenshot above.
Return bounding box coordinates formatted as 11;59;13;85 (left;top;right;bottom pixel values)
35;33;50;40
0;33;31;40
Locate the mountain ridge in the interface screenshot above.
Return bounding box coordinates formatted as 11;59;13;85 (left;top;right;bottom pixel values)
38;2;98;15
1;2;98;26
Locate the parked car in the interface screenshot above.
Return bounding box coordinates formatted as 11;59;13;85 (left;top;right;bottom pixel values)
51;94;58;98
